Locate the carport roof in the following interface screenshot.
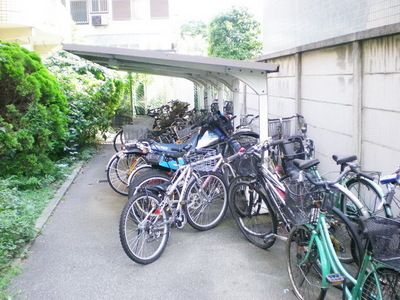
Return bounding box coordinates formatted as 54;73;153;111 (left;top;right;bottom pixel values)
62;44;279;95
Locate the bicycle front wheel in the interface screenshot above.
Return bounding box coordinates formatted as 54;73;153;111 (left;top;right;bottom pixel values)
107;153;144;196
183;172;228;231
119;192;169;264
287;225;326;300
361;267;400;299
228;176;278;249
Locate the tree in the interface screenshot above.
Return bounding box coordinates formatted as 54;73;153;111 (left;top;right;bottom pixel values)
207;7;262;60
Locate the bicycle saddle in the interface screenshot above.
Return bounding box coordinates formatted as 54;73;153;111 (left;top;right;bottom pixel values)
293;158;320;170
332;154;357;165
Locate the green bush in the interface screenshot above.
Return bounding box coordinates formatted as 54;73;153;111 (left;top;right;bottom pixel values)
0;42;69;178
45;50;127;147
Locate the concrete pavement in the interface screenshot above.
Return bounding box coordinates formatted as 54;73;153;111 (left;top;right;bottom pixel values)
8;143;297;300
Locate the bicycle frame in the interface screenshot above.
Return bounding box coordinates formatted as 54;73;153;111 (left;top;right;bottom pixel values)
301;202;386;299
155;152;225;227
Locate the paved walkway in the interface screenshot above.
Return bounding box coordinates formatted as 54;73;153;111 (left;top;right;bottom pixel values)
8;143;297;300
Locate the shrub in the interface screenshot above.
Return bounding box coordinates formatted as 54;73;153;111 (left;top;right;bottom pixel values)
45;50;127;147
0;42;69;178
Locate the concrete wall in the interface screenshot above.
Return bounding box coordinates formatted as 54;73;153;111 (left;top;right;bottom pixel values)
256;25;400;176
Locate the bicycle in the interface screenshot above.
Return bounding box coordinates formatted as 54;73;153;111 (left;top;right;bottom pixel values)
286;158;400;299
107;110;258;196
236;114;259;132
119;148;228;264
227;139;365;270
377;166;400;218
267;115;384;221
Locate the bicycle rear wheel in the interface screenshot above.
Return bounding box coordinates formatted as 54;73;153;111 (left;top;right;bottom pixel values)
128;168;171;198
287;225;326;299
361;267;400;299
345;177;384;216
228;176;278;249
119;191;169;264
183;172;228;231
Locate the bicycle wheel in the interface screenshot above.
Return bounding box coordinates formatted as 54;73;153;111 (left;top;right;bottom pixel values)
113;129;124;152
119;191;169;264
361;267;400;299
287;225;325;300
228;176;278;249
327;207;363;276
106;153;144;196
231;131;259;149
128;168;171;199
183;172;228;231
345;177;384;216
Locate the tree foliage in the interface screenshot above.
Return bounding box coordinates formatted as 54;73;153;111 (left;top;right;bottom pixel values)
180;20;207;39
0;43;128;179
0;42;69;177
207;7;262;60
45;50;126;148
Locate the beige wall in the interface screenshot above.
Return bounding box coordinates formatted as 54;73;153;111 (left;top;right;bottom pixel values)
254;28;400;176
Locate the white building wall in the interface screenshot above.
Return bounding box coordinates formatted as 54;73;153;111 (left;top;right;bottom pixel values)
257;31;400;176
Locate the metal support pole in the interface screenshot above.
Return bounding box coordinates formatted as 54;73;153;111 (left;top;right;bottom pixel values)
232;80;241;128
218;83;224;113
198;85;205;109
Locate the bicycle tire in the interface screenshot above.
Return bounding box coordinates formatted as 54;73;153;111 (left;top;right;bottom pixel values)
228;176;278;249
113;129;124;152
183;171;228;231
106;153;143;196
128;168;171;199
327;207;364;276
361;267;400;299
119;191;169;264
287;225;326;300
345;177;384;217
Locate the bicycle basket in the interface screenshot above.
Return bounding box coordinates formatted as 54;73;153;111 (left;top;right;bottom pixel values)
268;117;300;140
364;216;400;269
123;125;149;143
283;178;324;225
235;154;258;177
186;149;218;172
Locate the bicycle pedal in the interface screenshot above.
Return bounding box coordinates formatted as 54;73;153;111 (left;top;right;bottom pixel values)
263;233;276;243
326;273;344;285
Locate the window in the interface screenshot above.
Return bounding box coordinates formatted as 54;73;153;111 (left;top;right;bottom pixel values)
71;0;89;24
112;0;131;21
91;0;108;13
150;0;169;19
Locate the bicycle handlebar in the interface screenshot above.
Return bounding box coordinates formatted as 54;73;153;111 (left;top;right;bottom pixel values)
268;113;304;122
304;169;351;188
226;138;284;163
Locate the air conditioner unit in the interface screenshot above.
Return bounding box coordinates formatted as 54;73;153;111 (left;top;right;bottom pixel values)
91;15;109;26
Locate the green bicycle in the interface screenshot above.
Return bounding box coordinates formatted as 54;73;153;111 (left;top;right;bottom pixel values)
287;158;400;299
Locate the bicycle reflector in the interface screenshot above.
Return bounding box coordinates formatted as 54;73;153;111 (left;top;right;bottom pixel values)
326;273;345;285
